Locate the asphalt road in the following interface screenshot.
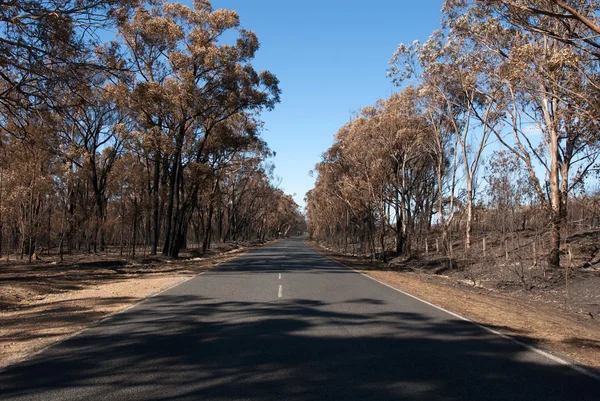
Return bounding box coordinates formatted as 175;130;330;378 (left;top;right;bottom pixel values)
1;237;599;400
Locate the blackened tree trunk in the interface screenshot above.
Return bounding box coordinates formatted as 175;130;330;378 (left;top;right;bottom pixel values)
202;201;214;253
151;149;160;255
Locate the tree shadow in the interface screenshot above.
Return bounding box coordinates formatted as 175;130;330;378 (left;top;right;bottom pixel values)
1;239;599;400
1;292;599;401
0;296;138;333
563;337;600;350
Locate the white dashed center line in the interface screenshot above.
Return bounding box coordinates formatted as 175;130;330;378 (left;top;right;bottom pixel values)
278;273;281;280
278;285;283;298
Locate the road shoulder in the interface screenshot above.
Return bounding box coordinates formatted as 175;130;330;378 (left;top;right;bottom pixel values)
307;240;600;373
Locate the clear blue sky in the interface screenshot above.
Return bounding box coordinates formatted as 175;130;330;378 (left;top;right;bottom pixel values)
208;0;444;209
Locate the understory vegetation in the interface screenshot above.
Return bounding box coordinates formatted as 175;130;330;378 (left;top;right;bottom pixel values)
306;0;600;286
0;0;305;262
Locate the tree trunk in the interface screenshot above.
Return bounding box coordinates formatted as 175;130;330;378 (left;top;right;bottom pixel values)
132;200;138;260
546;97;562;269
94;192;105;252
162;157;179;256
202;202;214;253
395;188;403;254
151;149;160;255
465;180;473;252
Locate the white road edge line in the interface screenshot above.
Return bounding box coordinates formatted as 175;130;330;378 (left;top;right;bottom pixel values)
311;243;600;383
278;284;283;298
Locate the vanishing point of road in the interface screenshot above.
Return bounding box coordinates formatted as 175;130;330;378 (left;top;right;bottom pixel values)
1;237;599;400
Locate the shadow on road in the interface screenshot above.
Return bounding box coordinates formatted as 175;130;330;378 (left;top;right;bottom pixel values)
1;239;599;401
1;296;599;400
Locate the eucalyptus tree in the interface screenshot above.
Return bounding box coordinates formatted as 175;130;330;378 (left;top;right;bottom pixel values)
390;37;463;257
484;149;535;233
49;75;129;253
308;128;372;254
0;0;299;262
0;0;132;112
197;113;265;252
370;91;436;255
445;0;600;267
307;89;436;259
0;111;57;261
115;0;280;257
480;0;600;60
217;141;272;242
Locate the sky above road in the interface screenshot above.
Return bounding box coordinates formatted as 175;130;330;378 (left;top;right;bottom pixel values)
208;0;444;209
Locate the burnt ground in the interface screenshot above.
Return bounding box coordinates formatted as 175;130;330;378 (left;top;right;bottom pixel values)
407;229;600;322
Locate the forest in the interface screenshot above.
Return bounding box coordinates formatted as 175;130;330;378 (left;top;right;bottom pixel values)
0;0;305;263
306;0;600;283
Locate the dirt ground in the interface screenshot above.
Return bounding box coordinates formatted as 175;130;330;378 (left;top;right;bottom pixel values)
0;241;264;369
308;240;600;373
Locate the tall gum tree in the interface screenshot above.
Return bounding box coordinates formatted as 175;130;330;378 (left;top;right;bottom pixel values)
445;0;600;267
307;92;436;260
389;37;462;259
437;13;506;251
115;0;280;257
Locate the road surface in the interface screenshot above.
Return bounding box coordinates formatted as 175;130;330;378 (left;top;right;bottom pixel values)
1;237;599;400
